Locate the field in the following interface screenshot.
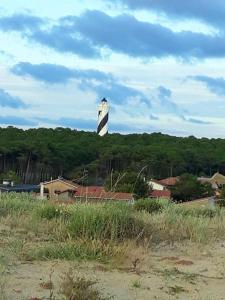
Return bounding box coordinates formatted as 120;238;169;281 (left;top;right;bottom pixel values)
1;195;225;299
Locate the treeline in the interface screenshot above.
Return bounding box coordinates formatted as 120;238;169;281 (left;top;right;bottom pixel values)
0;126;225;184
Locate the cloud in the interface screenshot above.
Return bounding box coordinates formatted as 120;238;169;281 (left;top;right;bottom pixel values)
30;25;99;58
12;62;151;107
12;62;111;84
108;0;225;28
150;114;159;120
12;62;76;84
2;11;225;60
157;86;178;112
182;115;212;125
37;116;154;133
189;75;225;96
0;14;43;31
0;116;37;126
61;10;225;60
0;88;28;108
90;81;151;107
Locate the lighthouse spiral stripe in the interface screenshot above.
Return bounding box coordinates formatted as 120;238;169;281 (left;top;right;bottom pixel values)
97;110;109;136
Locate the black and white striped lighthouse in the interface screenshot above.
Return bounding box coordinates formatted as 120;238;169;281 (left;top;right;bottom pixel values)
97;98;109;136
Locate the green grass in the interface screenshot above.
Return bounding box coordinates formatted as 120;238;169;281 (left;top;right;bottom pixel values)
134;198;164;214
28;240;122;262
0;192;38;217
1;193;225;264
132;279;141;289
67;203;146;241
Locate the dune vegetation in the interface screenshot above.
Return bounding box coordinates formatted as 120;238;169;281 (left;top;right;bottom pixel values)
1;194;225;299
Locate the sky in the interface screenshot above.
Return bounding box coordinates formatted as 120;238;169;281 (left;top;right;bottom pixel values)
1;1;225;137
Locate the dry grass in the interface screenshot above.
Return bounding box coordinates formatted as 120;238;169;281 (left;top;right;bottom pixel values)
60;268;110;300
1;193;225;267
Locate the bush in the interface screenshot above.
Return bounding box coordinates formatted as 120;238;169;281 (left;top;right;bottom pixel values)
134;199;163;214
60;269;109;300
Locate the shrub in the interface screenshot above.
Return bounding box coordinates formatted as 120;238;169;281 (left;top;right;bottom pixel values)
60;269;109;300
134;199;163;214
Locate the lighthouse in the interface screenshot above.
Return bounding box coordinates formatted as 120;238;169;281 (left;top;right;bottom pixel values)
97;98;109;136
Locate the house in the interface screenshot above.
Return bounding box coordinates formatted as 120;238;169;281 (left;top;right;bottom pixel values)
148;179;171;199
40;177;80;199
40;178;134;203
158;177;179;187
74;187;133;202
148;179;166;191
150;190;171;199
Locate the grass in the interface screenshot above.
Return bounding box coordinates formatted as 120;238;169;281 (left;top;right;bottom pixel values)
155;267;198;284
28;240;127;262
132;279;141;289
134;198;164;214
168;285;186;295
67;203;146;241
1;193;225;265
60;268;111;300
0;192;38;217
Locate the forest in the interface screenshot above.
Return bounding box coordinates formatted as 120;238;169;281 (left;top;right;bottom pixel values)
0;126;225;185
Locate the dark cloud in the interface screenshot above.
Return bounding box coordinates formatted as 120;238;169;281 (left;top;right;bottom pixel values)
0;116;37;126
30;25;99;58
0;88;28;108
64;10;225;60
1;11;225;60
0;14;43;31
189;75;225;96
12;62;112;84
12;62;74;84
12;62;151;107
108;0;225;28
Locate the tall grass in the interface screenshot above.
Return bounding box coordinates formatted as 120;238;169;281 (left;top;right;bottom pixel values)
67;203;146;241
0;192;39;217
1;193;225;263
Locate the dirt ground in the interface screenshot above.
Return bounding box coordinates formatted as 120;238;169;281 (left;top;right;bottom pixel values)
3;242;225;300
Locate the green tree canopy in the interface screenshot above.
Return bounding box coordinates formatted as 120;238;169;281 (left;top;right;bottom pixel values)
171;174;214;202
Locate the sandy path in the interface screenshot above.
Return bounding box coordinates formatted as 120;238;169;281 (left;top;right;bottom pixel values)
3;243;225;300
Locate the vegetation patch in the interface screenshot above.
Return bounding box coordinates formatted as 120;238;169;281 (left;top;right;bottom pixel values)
29;242;108;262
134;198;164;214
67;203;146;241
60;269;110;300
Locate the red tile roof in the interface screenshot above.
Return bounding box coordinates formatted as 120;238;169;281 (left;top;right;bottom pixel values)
150;190;171;198
75;187;133;201
158;177;179;186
